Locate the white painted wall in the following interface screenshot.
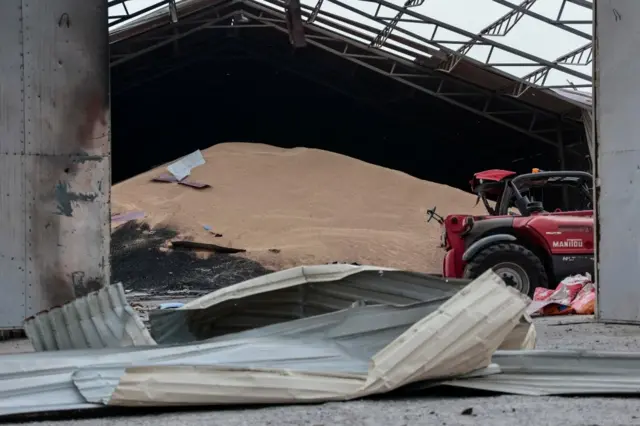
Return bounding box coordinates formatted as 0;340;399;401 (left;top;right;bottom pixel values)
0;0;111;329
595;0;640;322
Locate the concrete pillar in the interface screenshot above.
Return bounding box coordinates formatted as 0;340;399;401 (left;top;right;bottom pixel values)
595;1;640;322
0;0;110;330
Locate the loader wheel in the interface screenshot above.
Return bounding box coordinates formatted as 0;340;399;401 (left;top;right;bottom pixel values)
463;242;548;297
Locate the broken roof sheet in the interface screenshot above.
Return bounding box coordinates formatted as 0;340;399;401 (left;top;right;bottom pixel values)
1;270;528;417
24;283;155;352
443;349;640;396
108;0;593;105
148;264;469;344
24;264;470;349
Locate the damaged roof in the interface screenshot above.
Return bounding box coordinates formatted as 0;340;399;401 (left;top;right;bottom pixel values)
4;267;530;417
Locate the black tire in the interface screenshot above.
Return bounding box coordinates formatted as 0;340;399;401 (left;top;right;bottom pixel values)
463;242;548;297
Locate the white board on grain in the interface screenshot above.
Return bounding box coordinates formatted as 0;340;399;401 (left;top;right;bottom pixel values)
167;150;206;181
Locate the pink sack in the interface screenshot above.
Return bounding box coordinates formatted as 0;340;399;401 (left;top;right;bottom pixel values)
571;283;596;315
530;273;593;316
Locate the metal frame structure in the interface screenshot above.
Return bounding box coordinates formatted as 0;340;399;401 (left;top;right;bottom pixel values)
109;0;593;92
108;0;591;160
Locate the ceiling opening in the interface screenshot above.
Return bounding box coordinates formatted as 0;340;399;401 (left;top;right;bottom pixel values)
110;10;587;191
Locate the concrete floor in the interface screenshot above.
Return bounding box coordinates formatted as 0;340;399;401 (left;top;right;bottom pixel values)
5;315;640;425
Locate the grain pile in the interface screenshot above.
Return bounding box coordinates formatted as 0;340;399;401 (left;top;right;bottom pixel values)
112;142;486;273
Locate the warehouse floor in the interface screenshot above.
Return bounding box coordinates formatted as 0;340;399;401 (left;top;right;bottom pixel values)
5;316;640;426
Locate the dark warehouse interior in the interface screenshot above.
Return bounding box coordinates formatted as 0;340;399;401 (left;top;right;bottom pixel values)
110;25;588;192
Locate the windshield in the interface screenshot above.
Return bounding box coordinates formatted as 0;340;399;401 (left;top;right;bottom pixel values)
499;173;593;215
504;184;592;212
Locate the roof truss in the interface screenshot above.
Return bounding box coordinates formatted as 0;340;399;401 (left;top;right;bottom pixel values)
109;0;589;154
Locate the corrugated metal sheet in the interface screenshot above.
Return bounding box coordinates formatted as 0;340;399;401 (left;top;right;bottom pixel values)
0;270;528;416
150;264;469;344
24;282;155;351
444;350;640;396
0;298;453;416
99;270;528;406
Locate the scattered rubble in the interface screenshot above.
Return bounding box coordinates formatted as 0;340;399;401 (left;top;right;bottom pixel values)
151;173;211;189
7;268;530;416
170;239;246;254
6;264;640;421
167;149;206;181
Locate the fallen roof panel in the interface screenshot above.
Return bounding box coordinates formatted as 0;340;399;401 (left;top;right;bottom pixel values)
149;264;469;344
444;350;640;396
0;270;528;417
24;282;155;352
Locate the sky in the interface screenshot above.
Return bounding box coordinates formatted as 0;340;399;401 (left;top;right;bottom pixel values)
108;0;593;93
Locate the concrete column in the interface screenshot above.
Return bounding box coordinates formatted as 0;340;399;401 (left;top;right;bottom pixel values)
0;0;110;330
595;1;640;322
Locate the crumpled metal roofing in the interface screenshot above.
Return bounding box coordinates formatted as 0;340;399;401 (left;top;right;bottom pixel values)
149;264;469;344
23;282;155;351
0;269;529;416
22;264;469;350
443;349;640;396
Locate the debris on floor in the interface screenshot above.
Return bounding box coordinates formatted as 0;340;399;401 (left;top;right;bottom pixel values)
167;149;206;181
147;264;473;344
23;283;155;352
1;268;532;417
529;274;595;316
203;225;223;237
170;239;246;254
150;149;212;189
151;172;211;189
8;265;640;419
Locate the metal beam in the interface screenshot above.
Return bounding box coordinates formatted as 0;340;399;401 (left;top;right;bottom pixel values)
340;0;591;84
109;0;171;27
251;1;582;119
438;0;537;73
240;7;574;150
109;0;593;97
370;0;424;49
111;10;238;66
109;0;585;152
307;0;325;23
492;0;592;39
566;0;592;9
108;0;593;102
510;42;593;97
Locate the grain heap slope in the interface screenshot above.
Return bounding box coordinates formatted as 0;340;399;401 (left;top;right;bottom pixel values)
112;142;486;272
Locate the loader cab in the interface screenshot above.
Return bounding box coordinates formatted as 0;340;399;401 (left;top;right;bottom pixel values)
469;169;516;216
471;169;593;216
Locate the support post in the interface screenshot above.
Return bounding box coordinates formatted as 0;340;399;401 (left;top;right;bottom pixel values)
594;1;640;322
0;0;111;331
557;128;569;210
